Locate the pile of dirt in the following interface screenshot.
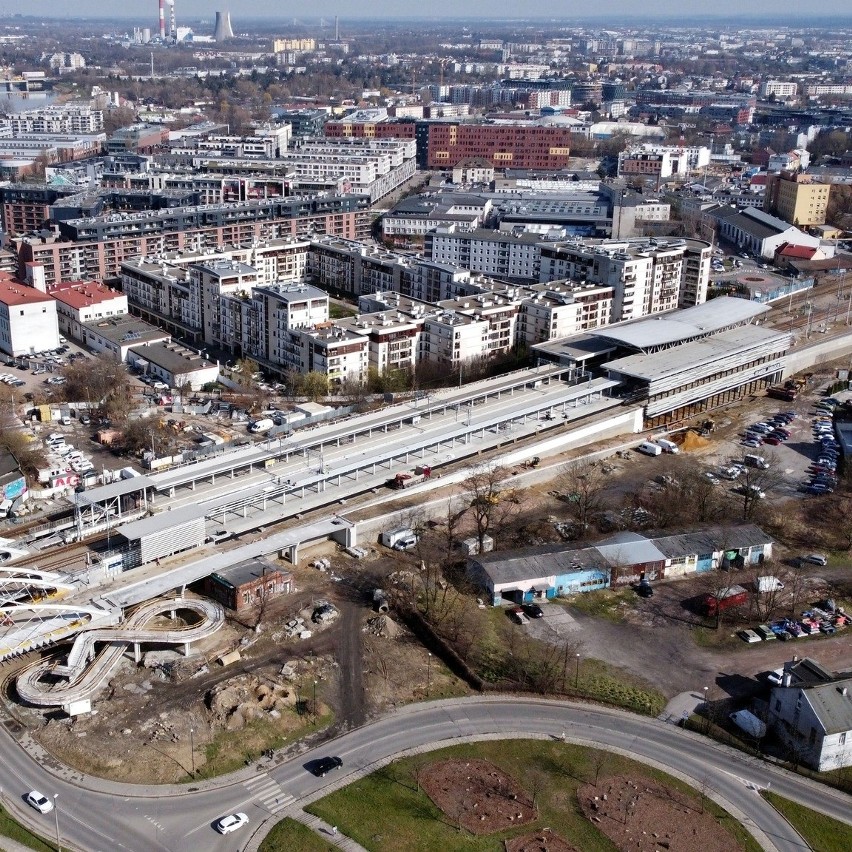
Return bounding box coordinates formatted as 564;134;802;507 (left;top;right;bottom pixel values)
364;615;400;638
577;774;744;852
206;672;296;730
420;758;536;835
680;431;711;452
505;831;580;852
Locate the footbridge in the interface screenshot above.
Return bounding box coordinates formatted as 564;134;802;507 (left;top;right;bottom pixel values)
15;596;224;708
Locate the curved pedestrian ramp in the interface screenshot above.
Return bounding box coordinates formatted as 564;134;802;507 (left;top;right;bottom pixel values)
16;596;224;708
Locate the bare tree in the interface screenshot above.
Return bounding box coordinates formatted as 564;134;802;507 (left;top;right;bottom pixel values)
556;460;610;530
590;749;611;787
463;462;518;551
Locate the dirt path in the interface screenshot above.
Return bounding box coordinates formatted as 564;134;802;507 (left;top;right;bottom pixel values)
334;598;366;730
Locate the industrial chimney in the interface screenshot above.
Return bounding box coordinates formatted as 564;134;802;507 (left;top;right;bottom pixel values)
214;10;234;42
158;0;166;41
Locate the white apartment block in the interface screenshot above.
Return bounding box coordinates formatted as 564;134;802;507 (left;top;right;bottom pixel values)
760;80;798;99
4;104;103;135
518;282;614;344
617;144;711;179
0;278;60;357
538;238;710;321
425;228;542;281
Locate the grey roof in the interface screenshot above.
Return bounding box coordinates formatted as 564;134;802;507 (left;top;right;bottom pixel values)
77;475;155;505
210;556;289;588
594;531;666;565
129;342;214;377
117;504;205;541
471;524;773;586
650;524;774;558
804;679;852;735
83;316;169;347
604;325;789;383
592;297;769;352
472;544;611;586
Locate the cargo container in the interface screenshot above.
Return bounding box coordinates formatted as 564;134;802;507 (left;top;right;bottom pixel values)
699;585;749;616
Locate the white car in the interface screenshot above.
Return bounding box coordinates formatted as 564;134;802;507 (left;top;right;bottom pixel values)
26;791;53;814
801;553;828;566
216;813;248;834
767;667;785;686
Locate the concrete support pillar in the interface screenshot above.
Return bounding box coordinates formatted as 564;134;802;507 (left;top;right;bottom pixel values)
134;643;140;664
190;480;195;490
184;642;190;657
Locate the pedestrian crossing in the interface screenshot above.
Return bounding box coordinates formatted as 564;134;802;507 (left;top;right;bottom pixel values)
243;773;293;813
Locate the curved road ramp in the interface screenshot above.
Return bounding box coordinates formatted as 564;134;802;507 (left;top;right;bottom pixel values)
16;597;224;708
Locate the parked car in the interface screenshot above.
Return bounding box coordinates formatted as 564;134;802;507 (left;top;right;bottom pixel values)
26;791;53;814
755;624;777;641
215;813;248;835
523;603;544;618
800;553;828;566
509;606;529;625
737;629;761;644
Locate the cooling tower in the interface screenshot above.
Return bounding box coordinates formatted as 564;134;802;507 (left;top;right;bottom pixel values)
214;11;235;42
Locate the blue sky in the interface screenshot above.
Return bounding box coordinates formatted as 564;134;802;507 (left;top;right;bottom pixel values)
3;1;852;21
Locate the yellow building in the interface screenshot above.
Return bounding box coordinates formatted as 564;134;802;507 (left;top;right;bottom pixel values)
765;170;831;227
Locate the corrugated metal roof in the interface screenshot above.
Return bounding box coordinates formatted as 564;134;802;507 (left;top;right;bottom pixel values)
592;297;770;352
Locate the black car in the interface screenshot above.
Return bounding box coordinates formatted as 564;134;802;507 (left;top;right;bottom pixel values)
523;603;544;619
636;581;654;598
312;756;343;777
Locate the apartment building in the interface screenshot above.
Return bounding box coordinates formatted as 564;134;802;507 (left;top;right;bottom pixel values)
764;170;831;227
3;104;104;135
0;274;60;357
12;196;368;283
538;239;706;321
617;145;711;180
518;282;614;344
425;228;542;281
49;280;129;341
760;81;798;100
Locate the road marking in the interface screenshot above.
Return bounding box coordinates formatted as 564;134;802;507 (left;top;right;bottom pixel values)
243;775;292;812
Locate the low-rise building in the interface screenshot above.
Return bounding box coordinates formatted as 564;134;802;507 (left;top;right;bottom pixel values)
203;557;293;612
49;280;128;341
127;340;218;390
0;274;60;357
468;524;773;604
768;667;852;771
81;315;170;362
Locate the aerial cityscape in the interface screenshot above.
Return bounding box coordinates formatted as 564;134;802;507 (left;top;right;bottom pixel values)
0;5;851;852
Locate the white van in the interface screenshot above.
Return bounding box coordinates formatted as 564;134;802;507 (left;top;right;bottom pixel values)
637;441;662;456
0;499;12;519
655;438;679;454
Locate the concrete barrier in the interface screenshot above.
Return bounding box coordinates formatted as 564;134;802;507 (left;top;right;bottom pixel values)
783;332;852;378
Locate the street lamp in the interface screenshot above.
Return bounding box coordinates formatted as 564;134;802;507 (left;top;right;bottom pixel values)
53;794;60;852
313;680;318;718
575;653;581;690
189;727;195;777
427;652;432;697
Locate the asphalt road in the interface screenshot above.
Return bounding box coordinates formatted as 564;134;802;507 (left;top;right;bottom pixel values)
2;697;850;852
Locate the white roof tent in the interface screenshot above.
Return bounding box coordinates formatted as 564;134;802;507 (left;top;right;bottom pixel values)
591;297;769;353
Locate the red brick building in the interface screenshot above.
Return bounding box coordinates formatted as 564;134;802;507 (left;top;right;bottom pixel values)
203;557;293;613
424;123;572;169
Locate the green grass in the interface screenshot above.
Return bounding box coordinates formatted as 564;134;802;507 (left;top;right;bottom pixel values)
259;817;337;852
329;303;358;319
306;739;761;852
764;791;852;852
577;658;667;716
561;589;634;622
192;711;334;781
0;804;58;852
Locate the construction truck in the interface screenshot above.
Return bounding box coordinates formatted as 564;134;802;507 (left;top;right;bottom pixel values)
386;465;432;489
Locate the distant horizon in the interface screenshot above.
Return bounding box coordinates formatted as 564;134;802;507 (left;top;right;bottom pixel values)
3;8;852;24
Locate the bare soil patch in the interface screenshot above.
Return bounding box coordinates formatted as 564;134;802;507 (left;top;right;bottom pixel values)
505;830;580;852
578;774;744;852
420;758;536;835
